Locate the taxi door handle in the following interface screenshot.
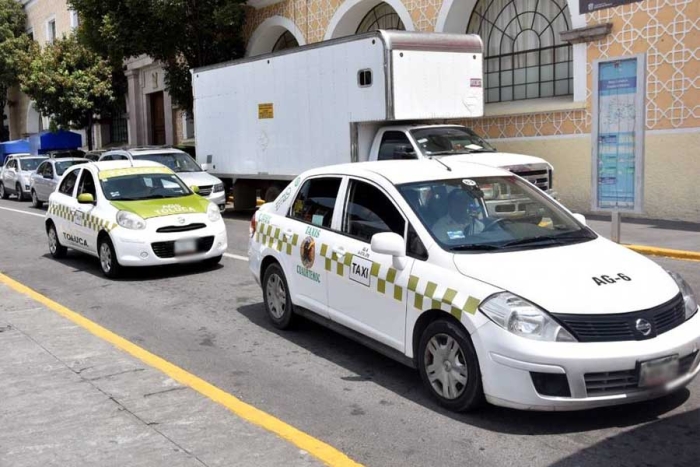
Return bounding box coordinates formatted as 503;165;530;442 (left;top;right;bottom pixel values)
283;228;293;239
332;246;346;257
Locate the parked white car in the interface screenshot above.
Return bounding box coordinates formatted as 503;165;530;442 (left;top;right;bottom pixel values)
99;147;227;211
248;159;699;411
30;157;89;208
0;155;47;201
45;160;227;278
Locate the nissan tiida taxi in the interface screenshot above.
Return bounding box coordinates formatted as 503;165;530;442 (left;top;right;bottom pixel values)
46;160;227;278
248;160;699;411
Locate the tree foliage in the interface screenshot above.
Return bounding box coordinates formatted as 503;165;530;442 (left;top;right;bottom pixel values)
20;34;115;148
0;0;31;140
69;0;247;112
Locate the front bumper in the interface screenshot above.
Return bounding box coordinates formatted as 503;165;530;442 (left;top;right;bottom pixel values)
472;310;700;410
112;216;228;267
205;190;226;211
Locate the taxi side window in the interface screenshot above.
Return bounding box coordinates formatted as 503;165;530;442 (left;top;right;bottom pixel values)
77;170;97;198
58;169;78;195
342;180;405;243
45;163;54;178
36;161;47;175
6;159;16;170
290;177;341;228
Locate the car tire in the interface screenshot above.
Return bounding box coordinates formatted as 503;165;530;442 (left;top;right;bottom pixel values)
47;223;67;259
98;236;122;279
16;183;26;201
262;263;295;329
0;183;8;199
203;255;222;267
417;319;485;412
31;190;43;208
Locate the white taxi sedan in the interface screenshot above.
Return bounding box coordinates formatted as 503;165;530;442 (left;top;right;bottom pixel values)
248;160;700;411
46;160;227;278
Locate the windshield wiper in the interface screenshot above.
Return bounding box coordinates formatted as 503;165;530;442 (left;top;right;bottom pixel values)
500;236;562;248
428;150;473;156
450;243;502;251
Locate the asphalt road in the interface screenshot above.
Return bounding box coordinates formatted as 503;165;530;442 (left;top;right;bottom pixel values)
1;197;699;467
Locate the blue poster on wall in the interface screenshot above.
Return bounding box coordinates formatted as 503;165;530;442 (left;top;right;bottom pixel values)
596;58;639;210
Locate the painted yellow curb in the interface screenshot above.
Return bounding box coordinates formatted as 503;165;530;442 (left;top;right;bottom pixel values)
0;273;363;467
626;245;700;262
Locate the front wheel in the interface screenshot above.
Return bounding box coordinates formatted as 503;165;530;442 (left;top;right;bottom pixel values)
98;236;122;278
16;183;26;201
47;223;67;258
418;319;484;412
262;263;295;329
0;183;8;199
31;190;43;208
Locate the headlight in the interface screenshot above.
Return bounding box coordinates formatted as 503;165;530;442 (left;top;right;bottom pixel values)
479;292;576;342
668;271;698;320
207;202;221;222
116;211;146;230
213;183;224;193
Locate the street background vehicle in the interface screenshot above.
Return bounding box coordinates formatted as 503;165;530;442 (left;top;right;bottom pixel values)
193;31;554;210
248;159;700;411
45;160;228;277
30;157;89;207
99;147;227;211
0;155;47;201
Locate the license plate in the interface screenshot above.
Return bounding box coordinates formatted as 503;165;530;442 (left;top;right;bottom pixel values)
174;239;197;255
639;355;679;388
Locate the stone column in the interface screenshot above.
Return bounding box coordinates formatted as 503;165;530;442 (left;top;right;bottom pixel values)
163;91;174;145
125;69;143;146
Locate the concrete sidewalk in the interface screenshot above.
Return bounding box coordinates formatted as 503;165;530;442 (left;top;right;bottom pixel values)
0;283;321;467
587;216;700;253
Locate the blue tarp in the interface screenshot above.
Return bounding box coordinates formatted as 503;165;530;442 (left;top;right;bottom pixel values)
29;130;82;154
0;139;30;163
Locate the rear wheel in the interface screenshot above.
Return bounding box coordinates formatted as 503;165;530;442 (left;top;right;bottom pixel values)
262;263;295;329
418;319;484;412
31;190;43;208
0;183;8;199
16;183;26;201
98;236;122;278
47;223;67;258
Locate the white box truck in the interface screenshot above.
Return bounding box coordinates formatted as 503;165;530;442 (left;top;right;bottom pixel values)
192;30;554;210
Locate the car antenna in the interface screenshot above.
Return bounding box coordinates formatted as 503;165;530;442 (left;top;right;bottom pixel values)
430;156;452;172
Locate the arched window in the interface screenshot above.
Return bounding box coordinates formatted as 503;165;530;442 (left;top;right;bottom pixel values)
271;31;299;52
356;3;405;34
467;0;572;103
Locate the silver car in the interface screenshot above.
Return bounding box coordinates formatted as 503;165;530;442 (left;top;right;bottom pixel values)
0;155;47;201
30;157;89;207
99;147;227;210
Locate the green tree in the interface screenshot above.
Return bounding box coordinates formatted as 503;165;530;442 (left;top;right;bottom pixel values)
20;34;115;149
69;0;247;113
0;0;31;141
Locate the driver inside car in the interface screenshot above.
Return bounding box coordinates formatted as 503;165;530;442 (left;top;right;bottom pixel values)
432;188;485;243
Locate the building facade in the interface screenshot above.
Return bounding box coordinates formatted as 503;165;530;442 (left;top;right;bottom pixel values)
241;0;700;222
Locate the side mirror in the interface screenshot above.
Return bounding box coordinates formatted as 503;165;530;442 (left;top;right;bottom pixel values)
572;213;587;226
190;185;200;194
371;232;407;270
77;193;95;204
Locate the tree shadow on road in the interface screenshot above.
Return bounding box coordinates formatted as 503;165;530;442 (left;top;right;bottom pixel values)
237;302;693;439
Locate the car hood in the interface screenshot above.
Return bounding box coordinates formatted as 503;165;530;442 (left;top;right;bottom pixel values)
175;171;221;187
110;195;210;219
452;237;679;315
445;152;552;170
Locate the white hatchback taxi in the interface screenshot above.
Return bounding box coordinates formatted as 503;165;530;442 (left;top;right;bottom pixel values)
46;160;227;278
248;160;700;411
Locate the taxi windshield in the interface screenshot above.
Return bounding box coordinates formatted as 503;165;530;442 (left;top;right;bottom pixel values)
398;176;596;252
133;152;202;173
100;173;191;201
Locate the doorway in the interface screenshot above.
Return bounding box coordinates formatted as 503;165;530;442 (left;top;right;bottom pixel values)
149;91;166;145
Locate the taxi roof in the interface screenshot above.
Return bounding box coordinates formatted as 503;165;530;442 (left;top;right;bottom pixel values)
303;159;510;186
89;159;168;171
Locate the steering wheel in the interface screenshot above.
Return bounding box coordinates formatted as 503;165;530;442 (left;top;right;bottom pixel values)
481;217;510;232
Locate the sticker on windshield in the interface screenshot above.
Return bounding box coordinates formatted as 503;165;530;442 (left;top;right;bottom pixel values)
417;138;428;143
447;230;466;240
462;179;477;186
465;144;483;150
311;214;324;226
110;191;120;197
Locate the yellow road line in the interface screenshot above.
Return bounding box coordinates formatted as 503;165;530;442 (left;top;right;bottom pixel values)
626;245;700;262
0;272;362;467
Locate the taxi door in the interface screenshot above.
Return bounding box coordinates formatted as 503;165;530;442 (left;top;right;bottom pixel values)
71;168;100;254
49;167;80;245
326;178;414;352
276;176;345;317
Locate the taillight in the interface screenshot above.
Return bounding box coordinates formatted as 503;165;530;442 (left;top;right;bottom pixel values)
250;214;256;238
